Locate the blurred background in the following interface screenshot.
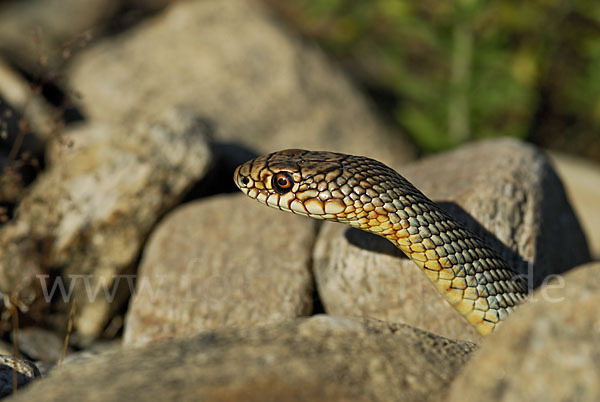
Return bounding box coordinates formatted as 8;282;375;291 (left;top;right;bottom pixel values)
264;0;600;158
1;0;599;159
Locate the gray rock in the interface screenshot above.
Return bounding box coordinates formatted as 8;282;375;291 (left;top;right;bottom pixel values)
123;194;315;347
11;328;67;364
67;0;416;168
313;139;590;342
447;261;600;402
0;355;40;398
57;342;118;368
40;340;121;377
11;316;476;402
0;107;212;342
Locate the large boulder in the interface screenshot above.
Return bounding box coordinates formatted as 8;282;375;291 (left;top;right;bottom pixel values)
123;194;315;347
0;107;212;342
11;316;476;402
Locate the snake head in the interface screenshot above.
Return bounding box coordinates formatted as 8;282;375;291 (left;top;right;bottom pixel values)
233;149;349;219
234;149;529;335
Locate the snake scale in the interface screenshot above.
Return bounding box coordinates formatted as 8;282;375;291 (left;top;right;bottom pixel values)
234;150;529;335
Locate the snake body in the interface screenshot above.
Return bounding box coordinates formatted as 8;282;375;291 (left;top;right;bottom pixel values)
234;150;528;335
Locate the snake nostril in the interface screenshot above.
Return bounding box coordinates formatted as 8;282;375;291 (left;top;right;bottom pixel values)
241;177;250;186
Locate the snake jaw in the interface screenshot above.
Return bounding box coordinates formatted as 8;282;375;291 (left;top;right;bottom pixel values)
234;163;348;220
234;150;357;221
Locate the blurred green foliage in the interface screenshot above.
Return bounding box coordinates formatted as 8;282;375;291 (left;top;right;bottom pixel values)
266;0;600;158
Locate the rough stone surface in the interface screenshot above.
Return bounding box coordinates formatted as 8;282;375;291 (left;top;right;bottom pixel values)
12;316;476;402
67;0;416;167
549;151;600;259
123;194;315;347
313;138;590;342
36;340;121;377
11;328;67;364
0;107;212;342
447;261;600;402
0;355;41;398
0;0;119;71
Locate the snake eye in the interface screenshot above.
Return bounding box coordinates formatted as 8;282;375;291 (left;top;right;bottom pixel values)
272;172;294;194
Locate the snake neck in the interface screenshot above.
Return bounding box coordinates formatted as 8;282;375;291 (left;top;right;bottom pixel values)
332;160;529;335
376;203;528;336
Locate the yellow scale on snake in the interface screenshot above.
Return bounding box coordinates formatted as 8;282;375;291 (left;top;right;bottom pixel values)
234;149;529;335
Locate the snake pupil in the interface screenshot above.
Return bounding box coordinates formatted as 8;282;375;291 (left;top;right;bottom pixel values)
272;172;293;194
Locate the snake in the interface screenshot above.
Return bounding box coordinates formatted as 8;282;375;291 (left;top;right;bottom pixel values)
233;150;529;335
